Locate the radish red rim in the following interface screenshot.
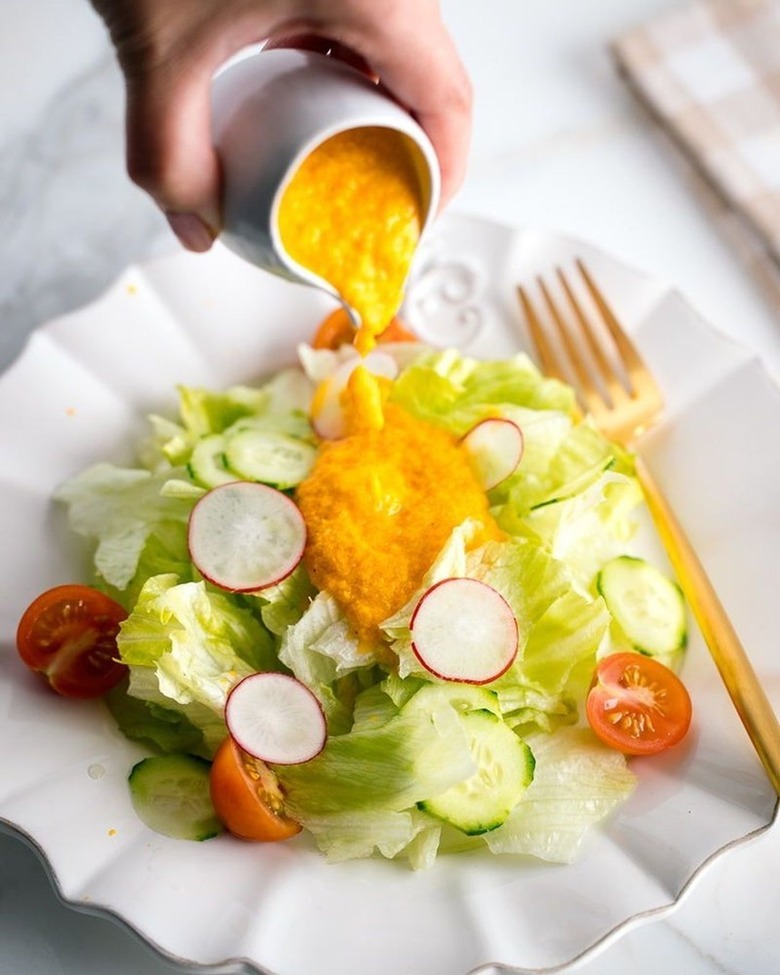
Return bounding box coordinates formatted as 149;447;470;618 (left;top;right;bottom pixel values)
410;577;519;684
460;417;524;490
188;481;306;592
225;672;327;765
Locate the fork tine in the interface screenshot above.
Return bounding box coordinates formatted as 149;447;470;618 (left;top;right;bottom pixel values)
556;267;628;408
536;276;605;418
519;261;665;441
517;284;567;384
576;259;662;413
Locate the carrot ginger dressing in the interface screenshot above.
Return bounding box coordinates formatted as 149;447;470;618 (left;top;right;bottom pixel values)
278;126;422;350
278;126;424;428
295;404;500;646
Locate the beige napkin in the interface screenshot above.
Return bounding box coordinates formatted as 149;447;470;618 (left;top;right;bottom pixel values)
613;0;780;311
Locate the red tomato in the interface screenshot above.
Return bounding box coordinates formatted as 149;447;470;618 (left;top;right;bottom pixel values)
586;652;692;756
209;737;302;842
16;584;128;699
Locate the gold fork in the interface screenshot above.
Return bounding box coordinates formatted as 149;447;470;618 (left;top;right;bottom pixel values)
519;260;780;795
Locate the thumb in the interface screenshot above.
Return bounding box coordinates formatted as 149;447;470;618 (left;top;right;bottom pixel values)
124;55;223;251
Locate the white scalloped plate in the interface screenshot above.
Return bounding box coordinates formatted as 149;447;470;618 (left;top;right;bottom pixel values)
0;213;778;975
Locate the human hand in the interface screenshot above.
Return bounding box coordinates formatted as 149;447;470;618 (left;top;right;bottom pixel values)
91;0;472;252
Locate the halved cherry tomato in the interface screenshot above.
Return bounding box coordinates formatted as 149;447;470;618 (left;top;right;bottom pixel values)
16;584;128;699
311;307;418;350
586;652;692;756
209;736;302;842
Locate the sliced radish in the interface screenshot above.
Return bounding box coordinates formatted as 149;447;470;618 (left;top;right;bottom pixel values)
311;350;398;440
188;481;306;592
461;418;524;490
225;672;327;765
410;577;518;685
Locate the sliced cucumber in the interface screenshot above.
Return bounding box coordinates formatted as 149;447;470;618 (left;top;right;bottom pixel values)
418;710;534;835
225;429;317;489
128;754;221;841
407;682;501;717
187;434;235;488
597;555;686;656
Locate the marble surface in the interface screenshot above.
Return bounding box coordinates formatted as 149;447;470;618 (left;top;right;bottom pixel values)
2;1;780;973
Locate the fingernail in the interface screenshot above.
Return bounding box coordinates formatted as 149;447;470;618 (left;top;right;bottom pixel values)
165;212;215;253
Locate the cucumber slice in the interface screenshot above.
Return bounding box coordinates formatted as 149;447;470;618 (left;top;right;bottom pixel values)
187;434;235;488
225;429;317;489
128;754;222;841
597;555;686;656
407;682;501;717
418;710;534;835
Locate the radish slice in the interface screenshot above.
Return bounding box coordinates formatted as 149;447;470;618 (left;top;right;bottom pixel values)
225;672;327;765
461;418;524;490
410;577;519;685
188;481;306;592
311;350;398;440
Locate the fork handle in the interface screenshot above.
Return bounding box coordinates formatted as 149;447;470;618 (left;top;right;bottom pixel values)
635;457;780;795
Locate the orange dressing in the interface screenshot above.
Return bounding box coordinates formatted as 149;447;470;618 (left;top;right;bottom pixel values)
278;126;423;356
296;404;500;645
282;124;496;642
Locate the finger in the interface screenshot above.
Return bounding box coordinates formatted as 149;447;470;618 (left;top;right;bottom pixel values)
119;1;290;250
124;51;223;249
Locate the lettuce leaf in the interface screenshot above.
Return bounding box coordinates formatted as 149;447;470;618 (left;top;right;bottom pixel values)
55;463;195;592
278;591;383;733
522;471;643;593
248;564;317;637
279;698;473;814
116;574;278;754
389;349;575;430
149;370;315;467
483;727;636;862
104;678;207;756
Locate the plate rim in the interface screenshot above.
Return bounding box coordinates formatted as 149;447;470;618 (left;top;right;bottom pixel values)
2;211;778;975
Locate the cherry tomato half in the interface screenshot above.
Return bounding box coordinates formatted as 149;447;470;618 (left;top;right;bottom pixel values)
16;584;128;699
209;736;302;842
586;652;692;756
311;307;418;350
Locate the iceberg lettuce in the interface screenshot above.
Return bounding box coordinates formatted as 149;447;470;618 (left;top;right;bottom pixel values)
116;574;277;754
55;462;195;595
483;727;636;862
147;370;315;467
276;695;474;861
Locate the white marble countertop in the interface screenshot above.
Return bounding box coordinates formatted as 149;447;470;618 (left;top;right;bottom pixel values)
2;1;779;973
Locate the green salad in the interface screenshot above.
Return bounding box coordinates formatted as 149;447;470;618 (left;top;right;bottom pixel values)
49;342;689;869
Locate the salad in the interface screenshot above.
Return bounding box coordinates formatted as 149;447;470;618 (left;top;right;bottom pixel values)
16;329;691;870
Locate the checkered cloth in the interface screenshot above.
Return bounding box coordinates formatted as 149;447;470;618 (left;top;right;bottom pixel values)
613;0;780;310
